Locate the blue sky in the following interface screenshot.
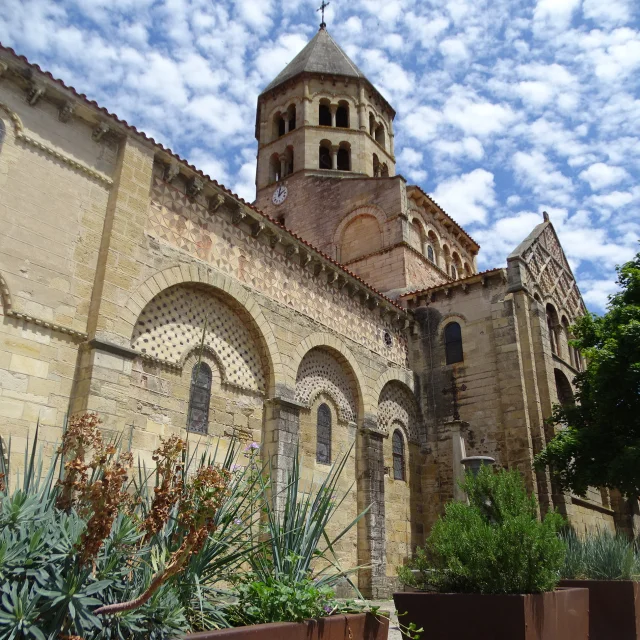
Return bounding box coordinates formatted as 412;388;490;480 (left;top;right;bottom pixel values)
1;0;638;311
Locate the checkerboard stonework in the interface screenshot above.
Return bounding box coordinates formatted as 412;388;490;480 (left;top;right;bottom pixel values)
0;32;633;599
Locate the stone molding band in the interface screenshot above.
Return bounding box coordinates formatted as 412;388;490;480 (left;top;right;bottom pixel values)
0;102;112;186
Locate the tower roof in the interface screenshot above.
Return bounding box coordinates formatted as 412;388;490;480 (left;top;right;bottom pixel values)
261;27;366;94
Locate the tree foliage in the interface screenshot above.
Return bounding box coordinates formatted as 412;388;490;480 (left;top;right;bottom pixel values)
535;249;640;497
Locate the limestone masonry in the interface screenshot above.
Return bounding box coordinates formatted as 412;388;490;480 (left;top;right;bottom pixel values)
0;27;637;597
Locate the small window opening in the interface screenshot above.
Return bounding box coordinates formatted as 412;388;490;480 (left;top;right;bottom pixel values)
444;322;463;365
375;124;385;148
319;144;332;169
373;153;380;177
319;103;332;126
337;147;350;171
317;403;332;464
381;163;389;177
383;331;393;347
427;245;435;263
288;105;296;132
369;113;376;136
451;264;457;279
187;362;212;434
336;104;349;128
392;429;405;480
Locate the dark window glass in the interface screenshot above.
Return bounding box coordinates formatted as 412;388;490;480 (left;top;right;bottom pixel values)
278;117;285;137
336;106;349;128
392;430;405;480
444;322;463;364
427;245;435;263
319;146;331;169
319;104;331;126
316;403;331;464
289;110;296;131
187;362;212;434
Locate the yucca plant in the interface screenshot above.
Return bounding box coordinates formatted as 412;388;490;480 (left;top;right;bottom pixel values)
226;444;370;626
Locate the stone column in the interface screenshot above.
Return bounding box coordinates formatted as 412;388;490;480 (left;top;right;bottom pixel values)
358;83;367;130
357;426;387;598
284;119;289;135
279;154;287;180
303;81;311;126
330;105;337;128
263;396;302;509
331;145;339;170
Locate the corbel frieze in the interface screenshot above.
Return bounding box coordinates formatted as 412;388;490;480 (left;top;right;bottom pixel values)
0;102;113;186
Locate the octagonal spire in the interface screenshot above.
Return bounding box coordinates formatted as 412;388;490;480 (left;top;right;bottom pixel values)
261;27;366;95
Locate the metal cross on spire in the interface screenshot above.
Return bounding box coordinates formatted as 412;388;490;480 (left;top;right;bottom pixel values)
317;1;330;29
443;373;467;421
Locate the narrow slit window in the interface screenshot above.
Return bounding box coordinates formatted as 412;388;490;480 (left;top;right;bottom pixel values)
316;403;332;464
392;430;405;480
187;362;212;434
427;245;435;263
444;322;463;365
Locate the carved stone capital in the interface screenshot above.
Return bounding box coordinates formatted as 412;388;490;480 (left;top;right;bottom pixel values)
285;244;299;259
300;250;311;267
327;270;338;285
92;122;110;142
269;232;280;248
58;100;75;123
187;176;204;198
27;82;46;106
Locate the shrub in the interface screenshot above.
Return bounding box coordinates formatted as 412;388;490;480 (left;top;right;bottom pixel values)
398;465;566;594
560;528;640;580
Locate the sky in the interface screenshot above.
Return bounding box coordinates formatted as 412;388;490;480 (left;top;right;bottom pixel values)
1;0;638;312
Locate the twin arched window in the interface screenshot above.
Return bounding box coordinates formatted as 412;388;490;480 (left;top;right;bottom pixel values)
392;429;405;480
316;403;332;464
444;322;463;365
187;362;212;433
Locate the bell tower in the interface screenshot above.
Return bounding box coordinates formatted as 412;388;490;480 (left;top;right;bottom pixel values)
254;25;396;218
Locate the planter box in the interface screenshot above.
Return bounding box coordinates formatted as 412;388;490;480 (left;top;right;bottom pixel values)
393;588;588;640
560;579;640;640
184;613;389;640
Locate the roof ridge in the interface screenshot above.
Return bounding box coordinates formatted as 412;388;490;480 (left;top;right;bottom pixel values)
323;29;361;76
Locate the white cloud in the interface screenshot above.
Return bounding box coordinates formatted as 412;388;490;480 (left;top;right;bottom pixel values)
432;169;496;225
590;191;634;208
444;94;517;137
581;278;620;310
533;0;581;31
439;38;469;64
579;163;629;190
583;0;633;26
513;151;574;204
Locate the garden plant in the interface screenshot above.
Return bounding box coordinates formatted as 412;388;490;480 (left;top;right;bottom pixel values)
398;465;566;594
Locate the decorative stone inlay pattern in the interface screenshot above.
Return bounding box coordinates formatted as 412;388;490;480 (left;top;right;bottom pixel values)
377;381;418;441
147;176;408;367
295;349;357;422
131;284;266;392
522;226;584;319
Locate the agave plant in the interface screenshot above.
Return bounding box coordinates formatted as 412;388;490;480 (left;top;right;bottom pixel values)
0;415;266;639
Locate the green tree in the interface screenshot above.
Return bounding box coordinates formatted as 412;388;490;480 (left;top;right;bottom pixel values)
535;249;640;497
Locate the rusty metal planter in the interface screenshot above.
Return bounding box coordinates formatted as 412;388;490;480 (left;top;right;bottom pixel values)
393;588;588;640
560;579;640;640
183;613;389;640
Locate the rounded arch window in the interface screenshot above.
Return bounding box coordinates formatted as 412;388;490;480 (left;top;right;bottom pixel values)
451;264;457;279
316;403;332;464
319;101;332;127
444;322;463;365
319;144;331;169
337;146;350;171
392;429;406;480
554;369;575;407
427;245;435;263
187;362;212;434
336;102;349;128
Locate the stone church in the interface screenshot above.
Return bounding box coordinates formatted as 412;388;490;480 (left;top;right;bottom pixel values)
0;27;636;596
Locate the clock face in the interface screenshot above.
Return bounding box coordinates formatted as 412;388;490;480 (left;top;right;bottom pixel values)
272;184;288;205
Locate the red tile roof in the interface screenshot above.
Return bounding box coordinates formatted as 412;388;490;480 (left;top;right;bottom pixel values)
399;267;504;299
0;44;406;312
